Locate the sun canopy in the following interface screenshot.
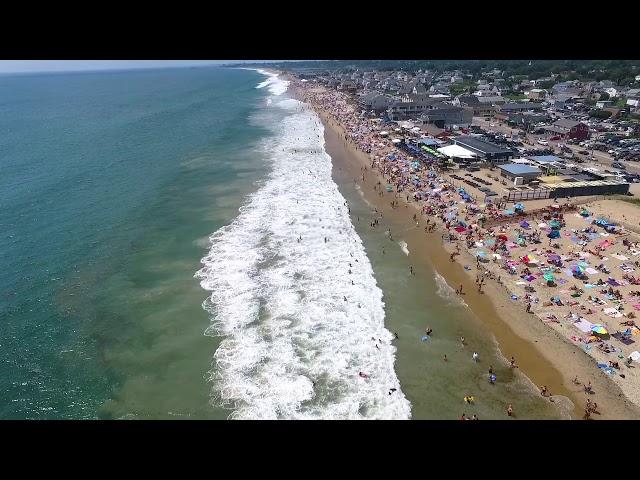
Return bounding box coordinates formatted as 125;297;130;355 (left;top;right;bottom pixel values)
437;144;477;159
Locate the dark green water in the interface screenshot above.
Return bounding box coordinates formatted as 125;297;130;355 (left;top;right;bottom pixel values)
0;67;268;418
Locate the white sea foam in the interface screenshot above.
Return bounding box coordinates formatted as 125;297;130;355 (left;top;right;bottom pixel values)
398;240;410;256
253;69;289;96
434;271;467;307
195;73;410;419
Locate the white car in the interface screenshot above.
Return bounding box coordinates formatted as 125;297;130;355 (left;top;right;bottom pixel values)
537;139;549;146
489;123;496;127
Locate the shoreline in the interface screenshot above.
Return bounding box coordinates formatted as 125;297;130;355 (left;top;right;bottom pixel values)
288;78;640;419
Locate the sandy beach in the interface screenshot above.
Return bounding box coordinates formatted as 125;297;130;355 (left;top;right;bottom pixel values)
289;76;640;419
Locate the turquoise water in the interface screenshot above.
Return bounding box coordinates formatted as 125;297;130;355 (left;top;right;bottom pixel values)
0;67;566;420
0;67;268;418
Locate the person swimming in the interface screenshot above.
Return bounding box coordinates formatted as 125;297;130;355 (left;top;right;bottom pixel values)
472;352;479;362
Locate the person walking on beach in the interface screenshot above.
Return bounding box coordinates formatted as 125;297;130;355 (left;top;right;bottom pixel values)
472;352;479;362
409;265;414;275
460;336;466;346
507;404;513;417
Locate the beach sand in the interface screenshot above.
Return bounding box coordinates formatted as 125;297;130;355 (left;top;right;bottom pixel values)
298;84;640;419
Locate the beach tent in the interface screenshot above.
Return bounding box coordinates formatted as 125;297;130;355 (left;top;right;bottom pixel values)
543;272;556;283
630;351;640;362
580;209;590;217
503;209;515;216
519;220;530;229
549;220;561;230
547;230;560;239
521;255;538;265
514;203;525;212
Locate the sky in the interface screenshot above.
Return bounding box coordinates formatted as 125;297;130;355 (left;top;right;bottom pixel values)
0;60;285;74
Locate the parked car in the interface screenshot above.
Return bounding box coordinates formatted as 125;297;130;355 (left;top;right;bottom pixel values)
578;150;589;155
537;139;548;146
550;136;561;141
612;162;626;170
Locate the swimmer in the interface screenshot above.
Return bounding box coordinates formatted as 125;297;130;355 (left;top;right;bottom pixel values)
472;352;479;362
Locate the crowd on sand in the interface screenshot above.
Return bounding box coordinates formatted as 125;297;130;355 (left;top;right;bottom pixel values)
291;79;640;420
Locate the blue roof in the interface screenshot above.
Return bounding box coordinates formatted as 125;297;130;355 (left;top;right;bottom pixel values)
498;163;542;175
528;155;561;164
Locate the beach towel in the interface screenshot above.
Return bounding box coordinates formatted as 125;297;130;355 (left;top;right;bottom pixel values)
612;254;629;261
574;319;594;333
604;307;623;318
585;268;598;275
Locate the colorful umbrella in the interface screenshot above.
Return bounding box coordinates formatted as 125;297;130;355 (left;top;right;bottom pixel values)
591;325;608;335
543;272;555;282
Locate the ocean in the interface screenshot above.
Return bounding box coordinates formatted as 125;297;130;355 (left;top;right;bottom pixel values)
0;67;566;419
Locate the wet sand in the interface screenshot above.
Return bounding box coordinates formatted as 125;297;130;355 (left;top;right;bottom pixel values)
316;108;640;420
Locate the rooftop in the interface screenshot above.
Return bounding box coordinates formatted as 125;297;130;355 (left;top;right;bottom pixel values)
528;155;563;165
498;163;542;176
454;135;514;155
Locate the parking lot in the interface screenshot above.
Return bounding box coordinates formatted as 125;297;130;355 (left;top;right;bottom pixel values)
472;116;640;176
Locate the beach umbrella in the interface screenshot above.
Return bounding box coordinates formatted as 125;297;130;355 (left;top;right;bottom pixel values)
591;325;608;336
498;234;508;241
386;185;393;192
517;237;526;245
476;251;487;258
543;272;555;282
572;264;585;275
519;220;530;229
514;203;525;211
547;230;560;239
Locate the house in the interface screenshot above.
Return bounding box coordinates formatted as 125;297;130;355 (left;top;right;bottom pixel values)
497;163;542;184
544;119;589;140
626;89;640;110
605;87;621;98
452;135;515;164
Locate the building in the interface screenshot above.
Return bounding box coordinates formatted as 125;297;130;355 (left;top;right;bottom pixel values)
596;100;614;109
452;135;515;164
359;93;394;113
527;155;563;174
497;163;542;184
544;119;589;140
496;102;543;114
386;95;436;121
418;104;473;128
525;88;547;99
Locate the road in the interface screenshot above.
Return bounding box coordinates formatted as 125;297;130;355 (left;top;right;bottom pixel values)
471;116;640;175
